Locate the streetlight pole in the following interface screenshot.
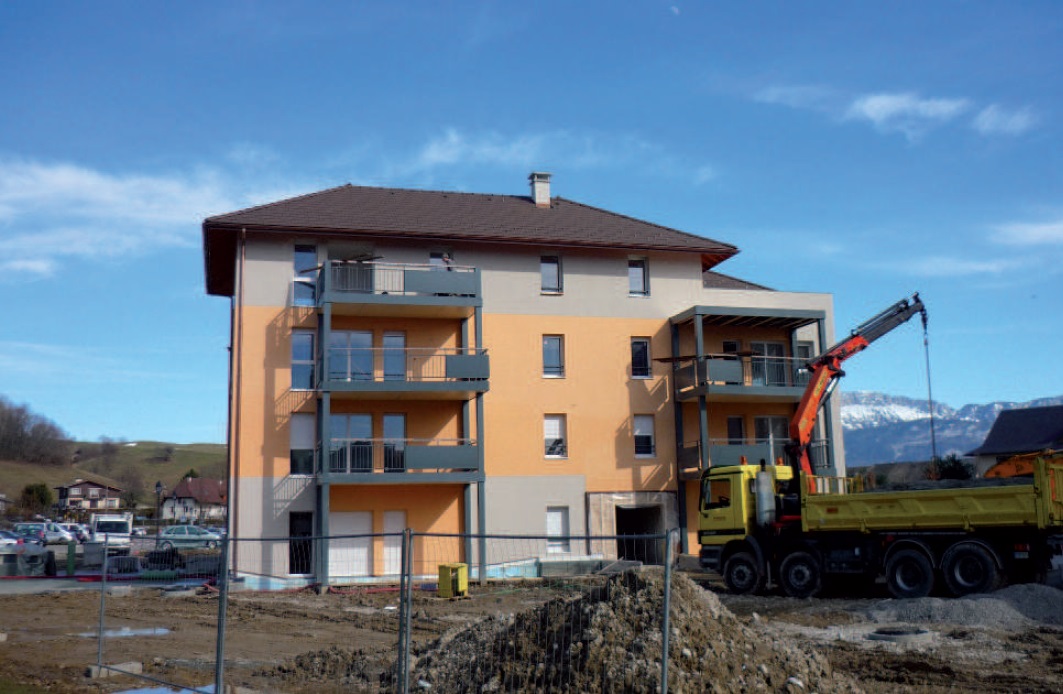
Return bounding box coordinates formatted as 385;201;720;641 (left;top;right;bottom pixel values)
155;481;164;546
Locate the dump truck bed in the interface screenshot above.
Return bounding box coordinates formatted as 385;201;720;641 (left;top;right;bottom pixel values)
802;456;1063;533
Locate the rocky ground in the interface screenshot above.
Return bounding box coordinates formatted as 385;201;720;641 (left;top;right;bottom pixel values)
0;571;1061;692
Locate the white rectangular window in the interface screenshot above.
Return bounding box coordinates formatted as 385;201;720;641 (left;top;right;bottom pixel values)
542;335;565;377
544;414;567;458
541;255;562;293
291;331;316;390
631;338;651;378
628;258;649;296
546;506;570;553
89;488;100;499
293;244;317;306
634;415;656;457
70;487;81;496
290;413;316;476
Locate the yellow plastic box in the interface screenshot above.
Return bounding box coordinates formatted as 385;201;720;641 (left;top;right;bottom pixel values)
438;562;468;598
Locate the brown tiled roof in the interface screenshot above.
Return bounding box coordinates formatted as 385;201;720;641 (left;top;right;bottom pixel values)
204;184;737;295
703;270;773;291
170;477;227;506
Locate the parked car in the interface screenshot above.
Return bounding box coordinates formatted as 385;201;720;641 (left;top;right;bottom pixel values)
131;527;147;536
14;522;76;545
0;529;55;576
60;523;90;543
12;525;46;545
157;525;221;550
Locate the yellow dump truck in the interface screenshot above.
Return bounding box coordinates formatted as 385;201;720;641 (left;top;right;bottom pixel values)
698;453;1063;598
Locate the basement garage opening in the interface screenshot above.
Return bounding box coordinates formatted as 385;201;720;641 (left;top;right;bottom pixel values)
616;504;665;564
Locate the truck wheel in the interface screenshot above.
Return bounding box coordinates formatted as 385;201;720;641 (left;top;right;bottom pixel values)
723;552;764;594
779;551;821;598
941;543;999;596
886;549;934;599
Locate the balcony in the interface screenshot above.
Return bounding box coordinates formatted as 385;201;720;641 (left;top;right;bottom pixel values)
677;439;831;478
673;354;809;402
320;347;489;400
323;438;481;483
315;261;481;318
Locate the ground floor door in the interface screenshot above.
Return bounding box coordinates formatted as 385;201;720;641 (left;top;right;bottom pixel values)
288;512;313;575
329;511;373;579
383;510;406;575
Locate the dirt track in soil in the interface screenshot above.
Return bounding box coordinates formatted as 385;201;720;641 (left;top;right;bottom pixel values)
1;573;1061;693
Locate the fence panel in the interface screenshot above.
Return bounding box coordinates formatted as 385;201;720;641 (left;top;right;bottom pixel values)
93;534;225;692
87;530;676;693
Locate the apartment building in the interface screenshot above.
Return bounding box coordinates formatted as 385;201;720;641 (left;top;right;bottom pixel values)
202;173;842;585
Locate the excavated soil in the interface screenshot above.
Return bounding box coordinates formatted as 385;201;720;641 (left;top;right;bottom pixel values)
1;572;1062;692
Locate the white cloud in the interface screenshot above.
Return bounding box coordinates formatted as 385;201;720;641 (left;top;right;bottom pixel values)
973;104;1038;135
845;92;971;139
895;255;1024;277
993;219;1063;246
391;128;714;186
0;157;283;282
754;84;837;112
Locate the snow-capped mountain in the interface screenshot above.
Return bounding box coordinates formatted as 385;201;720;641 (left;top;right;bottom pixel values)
840;391;1063;466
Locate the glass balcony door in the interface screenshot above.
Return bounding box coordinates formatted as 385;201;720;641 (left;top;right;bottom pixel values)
383;332;406;381
330;413;372;472
750;341;787;386
383;414;406;471
330;331;373;382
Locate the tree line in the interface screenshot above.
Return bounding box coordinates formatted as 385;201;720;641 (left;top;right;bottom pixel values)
0;396;70;466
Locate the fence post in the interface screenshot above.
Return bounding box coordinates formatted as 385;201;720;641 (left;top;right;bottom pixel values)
96;535;110;670
396;531;407;694
402;528;414;694
661;529;675;694
214;537;231;694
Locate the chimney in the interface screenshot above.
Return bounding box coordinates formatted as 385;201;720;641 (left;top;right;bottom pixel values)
529;172;552;208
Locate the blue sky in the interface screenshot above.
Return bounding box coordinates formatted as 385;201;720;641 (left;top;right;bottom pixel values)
1;2;1061;443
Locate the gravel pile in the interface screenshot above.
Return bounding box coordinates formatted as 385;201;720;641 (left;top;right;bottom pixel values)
404;568;862;693
867;583;1063;630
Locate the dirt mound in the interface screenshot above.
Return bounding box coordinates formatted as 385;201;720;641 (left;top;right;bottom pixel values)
402;569;861;693
867;583;1063;631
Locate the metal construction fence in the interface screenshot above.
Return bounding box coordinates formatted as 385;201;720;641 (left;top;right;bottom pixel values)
93;530;679;693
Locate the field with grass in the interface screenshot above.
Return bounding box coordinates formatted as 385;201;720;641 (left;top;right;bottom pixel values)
0;440;226;513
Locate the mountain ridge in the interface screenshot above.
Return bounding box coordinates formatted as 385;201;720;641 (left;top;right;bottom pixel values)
840;391;1063;466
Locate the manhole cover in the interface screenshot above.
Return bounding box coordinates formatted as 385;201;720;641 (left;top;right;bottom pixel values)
867;627;933;643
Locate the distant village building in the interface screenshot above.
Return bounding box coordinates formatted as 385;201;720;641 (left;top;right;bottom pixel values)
967;404;1063;475
161;477;228;523
53;479;123;512
0;492;9;514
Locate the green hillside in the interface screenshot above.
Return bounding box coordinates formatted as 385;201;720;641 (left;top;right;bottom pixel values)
0;440;226;514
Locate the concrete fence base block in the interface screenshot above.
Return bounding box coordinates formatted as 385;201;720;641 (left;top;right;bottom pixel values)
106;585;133;597
85;662;144;679
0;632;7;643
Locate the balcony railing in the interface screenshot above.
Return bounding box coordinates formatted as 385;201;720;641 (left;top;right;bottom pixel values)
318;261;480;302
678;438;832;472
325;438;479;475
674;354;811;396
321;347;489;385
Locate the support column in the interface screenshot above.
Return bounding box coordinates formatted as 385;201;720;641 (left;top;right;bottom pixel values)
670;322;689;554
817;319;838;473
694;314;710;471
317;392;332;588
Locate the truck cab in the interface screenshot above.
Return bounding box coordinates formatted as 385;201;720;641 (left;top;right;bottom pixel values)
698;463;795;591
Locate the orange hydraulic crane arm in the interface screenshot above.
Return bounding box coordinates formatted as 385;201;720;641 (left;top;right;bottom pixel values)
787;293;928;478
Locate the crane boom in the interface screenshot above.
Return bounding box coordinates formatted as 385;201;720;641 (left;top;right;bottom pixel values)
787;293;928;480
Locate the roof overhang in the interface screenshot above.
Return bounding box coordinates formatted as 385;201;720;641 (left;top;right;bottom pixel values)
670;305;825;331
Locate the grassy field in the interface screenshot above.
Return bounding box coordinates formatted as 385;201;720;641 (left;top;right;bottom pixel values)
0;440;226;512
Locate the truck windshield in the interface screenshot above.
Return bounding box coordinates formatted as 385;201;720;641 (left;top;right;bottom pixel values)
96;522;129;534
